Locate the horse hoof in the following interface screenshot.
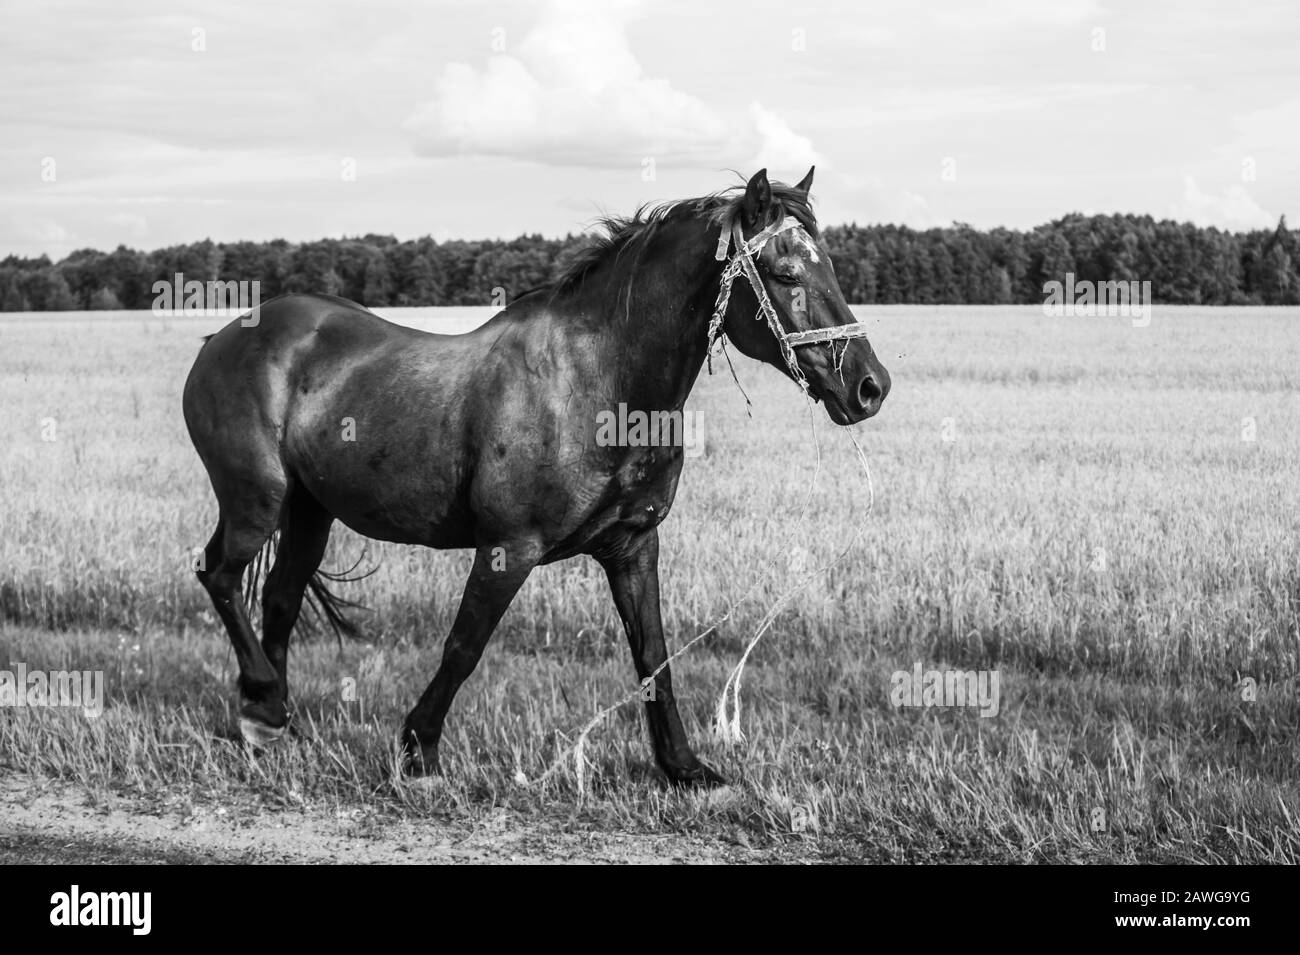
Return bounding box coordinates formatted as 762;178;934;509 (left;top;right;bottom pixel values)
401;752;441;778
239;716;288;748
399;729;441;777
668;761;728;789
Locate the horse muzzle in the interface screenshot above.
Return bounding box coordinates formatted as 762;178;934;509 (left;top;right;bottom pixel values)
824;361;890;425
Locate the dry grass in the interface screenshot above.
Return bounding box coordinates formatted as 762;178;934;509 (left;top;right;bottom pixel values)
1;304;1297;862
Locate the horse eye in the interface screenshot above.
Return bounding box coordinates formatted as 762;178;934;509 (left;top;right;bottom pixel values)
772;272;801;286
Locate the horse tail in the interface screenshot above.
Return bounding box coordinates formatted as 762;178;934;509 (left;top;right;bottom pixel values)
243;529;373;645
305;559;370;643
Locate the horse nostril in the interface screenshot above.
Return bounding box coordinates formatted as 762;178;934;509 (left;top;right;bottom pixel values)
857;373;883;409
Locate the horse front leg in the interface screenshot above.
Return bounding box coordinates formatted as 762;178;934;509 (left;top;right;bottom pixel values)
400;540;541;776
599;528;726;787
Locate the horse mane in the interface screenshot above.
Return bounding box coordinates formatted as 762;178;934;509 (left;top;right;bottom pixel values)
551;180;819;295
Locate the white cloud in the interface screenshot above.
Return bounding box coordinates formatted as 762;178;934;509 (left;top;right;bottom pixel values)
832;172;943;229
1;0;1296;253
748;103;819;171
107;212;149;238
0;216;74;259
403;0;816;170
1171;176;1275;230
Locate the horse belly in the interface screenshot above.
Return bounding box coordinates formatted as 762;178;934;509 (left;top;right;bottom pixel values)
319;481;475;548
286;402;475;548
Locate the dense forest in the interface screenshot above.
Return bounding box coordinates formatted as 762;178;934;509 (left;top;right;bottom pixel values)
2;213;1297;311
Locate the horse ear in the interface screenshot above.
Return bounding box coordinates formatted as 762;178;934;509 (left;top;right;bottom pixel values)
794;165;815;196
742;168;772;227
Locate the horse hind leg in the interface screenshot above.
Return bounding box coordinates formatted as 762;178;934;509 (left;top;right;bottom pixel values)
260;485;334;708
196;481;289;746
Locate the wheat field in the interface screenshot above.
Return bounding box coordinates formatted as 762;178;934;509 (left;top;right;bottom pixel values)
1;305;1297;862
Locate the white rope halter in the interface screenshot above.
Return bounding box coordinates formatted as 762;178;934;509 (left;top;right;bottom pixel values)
707;214;873;393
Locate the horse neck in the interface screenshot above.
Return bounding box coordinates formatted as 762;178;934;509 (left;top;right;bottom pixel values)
567;218;723;411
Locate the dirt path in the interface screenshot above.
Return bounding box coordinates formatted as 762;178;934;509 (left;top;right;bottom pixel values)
0;775;739;864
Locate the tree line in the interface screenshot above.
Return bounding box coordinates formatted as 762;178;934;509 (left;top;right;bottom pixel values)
2;213;1297;311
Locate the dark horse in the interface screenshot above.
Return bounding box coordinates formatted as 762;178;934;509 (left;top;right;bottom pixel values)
183;168;889;786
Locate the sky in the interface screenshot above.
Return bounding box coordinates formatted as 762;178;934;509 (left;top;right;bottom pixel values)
1;0;1297;260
